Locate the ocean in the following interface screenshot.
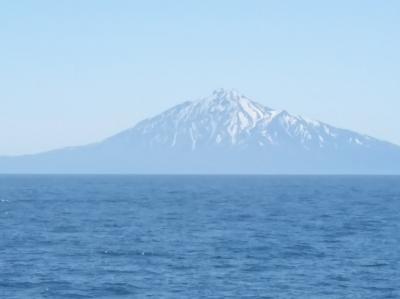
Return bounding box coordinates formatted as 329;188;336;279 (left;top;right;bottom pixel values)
1;175;399;298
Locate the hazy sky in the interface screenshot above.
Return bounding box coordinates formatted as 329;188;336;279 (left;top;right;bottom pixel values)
1;1;399;155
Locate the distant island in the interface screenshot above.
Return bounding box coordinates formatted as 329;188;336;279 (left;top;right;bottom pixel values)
1;89;400;174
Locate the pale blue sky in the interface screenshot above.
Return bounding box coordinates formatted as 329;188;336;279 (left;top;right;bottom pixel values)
1;0;399;155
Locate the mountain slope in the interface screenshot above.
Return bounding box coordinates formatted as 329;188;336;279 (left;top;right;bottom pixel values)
1;89;400;174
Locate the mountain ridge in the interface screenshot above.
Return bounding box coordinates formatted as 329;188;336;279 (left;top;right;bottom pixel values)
102;88;388;152
1;88;400;174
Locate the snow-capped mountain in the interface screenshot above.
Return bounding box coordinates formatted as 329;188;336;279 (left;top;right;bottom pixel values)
107;88;380;152
1;88;400;174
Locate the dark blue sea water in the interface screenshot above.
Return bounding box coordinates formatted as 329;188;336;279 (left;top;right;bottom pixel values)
1;175;400;298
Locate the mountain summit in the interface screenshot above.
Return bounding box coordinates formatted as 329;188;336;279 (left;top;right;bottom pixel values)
1;89;400;174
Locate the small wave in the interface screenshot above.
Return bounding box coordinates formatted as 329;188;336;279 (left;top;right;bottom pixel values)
99;249;171;259
361;263;389;268
92;282;141;296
